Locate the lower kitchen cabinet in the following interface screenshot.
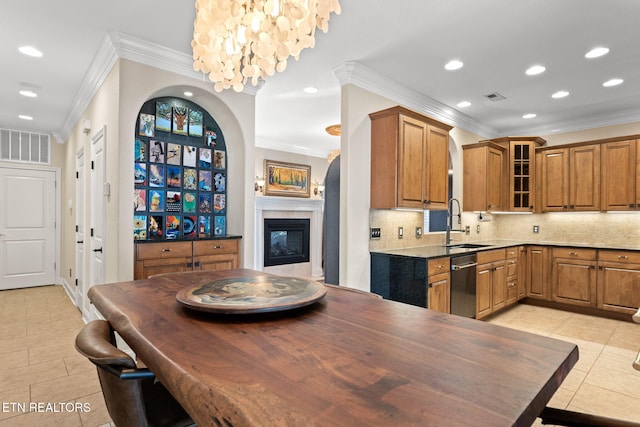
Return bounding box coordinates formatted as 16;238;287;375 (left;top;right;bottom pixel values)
135;239;240;280
505;247;519;306
476;249;506;320
370;254;450;312
428;257;451;313
597;250;640;315
551;248;597;307
526;246;550;300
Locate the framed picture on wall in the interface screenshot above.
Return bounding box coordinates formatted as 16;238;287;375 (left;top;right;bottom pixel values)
264;160;311;198
172;106;189;136
189;110;203;137
156;101;172;132
139;114;155;137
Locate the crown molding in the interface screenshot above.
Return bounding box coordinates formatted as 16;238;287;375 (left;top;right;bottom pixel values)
333;61;499;138
499;107;640;137
57;32;260;141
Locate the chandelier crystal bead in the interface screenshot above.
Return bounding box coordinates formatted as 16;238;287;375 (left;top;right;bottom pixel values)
192;0;341;92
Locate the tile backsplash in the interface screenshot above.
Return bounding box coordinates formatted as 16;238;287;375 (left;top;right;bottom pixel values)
369;210;640;250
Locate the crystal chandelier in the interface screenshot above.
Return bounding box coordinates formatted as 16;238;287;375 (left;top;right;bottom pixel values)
192;0;342;92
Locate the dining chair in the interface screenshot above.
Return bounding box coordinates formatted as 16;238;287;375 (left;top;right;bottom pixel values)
75;320;195;427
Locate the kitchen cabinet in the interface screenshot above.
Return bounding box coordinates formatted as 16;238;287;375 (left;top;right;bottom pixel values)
462;142;506;212
370;106;452;210
134;239;240;279
476;249;506;320
193;239;239;271
463;137;544;212
517;246;527;299
505;247;519;306
597;250;640;315
493;137;546;211
526;246;550;300
539;144;600;212
551;248;597;307
427;257;450;313
601;139;639;210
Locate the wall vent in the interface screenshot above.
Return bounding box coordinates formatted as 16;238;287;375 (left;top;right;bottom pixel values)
0;128;50;164
484;92;506;102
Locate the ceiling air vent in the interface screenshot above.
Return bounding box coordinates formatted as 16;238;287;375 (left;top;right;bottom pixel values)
484;92;506;102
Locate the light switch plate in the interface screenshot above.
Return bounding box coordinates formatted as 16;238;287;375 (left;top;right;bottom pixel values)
370;227;381;239
398;226;403;238
415;226;422;238
533;225;540;233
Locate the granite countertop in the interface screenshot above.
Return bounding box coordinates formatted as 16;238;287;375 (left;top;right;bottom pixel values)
370;239;640;260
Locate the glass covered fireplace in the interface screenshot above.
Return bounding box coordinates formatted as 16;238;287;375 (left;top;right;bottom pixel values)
264;218;310;267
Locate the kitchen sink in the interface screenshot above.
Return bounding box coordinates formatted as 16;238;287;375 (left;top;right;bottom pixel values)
446;243;491;249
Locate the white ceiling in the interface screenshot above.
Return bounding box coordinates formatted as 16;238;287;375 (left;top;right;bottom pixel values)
2;1;640;158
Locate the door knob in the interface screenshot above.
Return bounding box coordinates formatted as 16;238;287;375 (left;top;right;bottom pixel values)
76;240;84;244
92;247;103;253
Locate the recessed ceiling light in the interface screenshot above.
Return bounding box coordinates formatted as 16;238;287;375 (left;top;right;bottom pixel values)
523;113;537;119
444;60;464;71
19;90;38;98
603;78;623;87
585;47;610;59
183;91;193;97
457;101;471;108
525;65;546;76
18;46;43;57
303;86;318;94
19;114;34;120
551;90;570;99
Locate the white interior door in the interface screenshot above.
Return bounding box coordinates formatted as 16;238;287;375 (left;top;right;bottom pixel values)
76;149;87;313
89;128;106;298
0;167;56;290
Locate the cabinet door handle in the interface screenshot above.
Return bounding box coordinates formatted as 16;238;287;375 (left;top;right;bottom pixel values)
618;255;629;260
428;283;433;288
187;262;193;268
569;252;578;256
92;247;103;253
423;200;431;204
214;245;223;249
162;249;172;252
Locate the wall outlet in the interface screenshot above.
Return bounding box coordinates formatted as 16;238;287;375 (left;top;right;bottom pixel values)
398;226;404;238
370;227;381;239
533;225;540;234
476;224;481;233
415;226;422;238
465;225;470;235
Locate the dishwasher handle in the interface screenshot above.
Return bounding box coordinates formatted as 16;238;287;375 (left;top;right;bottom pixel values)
451;262;478;271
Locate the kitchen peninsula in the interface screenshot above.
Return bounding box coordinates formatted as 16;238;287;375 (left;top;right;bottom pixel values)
88;268;578;427
371;240;640;321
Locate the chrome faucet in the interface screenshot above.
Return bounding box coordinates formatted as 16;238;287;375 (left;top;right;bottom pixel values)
445;198;465;246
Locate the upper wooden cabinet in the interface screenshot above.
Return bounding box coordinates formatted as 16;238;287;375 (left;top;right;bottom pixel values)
539;144;600;212
601;139;639;210
463;142;506;212
370;106;452;210
463;137;544;212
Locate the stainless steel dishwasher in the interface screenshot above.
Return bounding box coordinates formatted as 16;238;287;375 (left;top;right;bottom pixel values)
450;253;478;318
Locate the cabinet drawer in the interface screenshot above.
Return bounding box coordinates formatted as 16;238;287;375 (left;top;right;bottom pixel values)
505;247;519;259
193;239;239;256
428;257;450;276
598;250;640;264
136;242;192;260
477;249;505;264
552;247;596;260
506;258;517;277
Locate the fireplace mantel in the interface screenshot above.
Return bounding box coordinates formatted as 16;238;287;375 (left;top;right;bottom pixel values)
254;196;324;278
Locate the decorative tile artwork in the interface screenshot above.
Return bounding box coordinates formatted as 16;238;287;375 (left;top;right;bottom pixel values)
134;97;227;240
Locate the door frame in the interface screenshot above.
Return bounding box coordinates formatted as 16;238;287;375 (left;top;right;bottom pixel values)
89;126;107;321
75;148;87;313
0;162;61;290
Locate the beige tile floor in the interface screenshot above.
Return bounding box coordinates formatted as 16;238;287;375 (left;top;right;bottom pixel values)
1;285;639;426
487;303;640;425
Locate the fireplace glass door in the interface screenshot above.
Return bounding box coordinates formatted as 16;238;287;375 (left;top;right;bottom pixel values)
264;219;310;267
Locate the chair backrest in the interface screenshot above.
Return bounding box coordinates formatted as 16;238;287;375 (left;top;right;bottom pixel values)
75;320;150;427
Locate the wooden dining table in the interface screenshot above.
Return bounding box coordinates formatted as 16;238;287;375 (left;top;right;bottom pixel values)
88;269;578;427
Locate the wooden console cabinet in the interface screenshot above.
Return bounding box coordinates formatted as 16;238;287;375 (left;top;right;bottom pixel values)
370;106;452;210
134;239;240;279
